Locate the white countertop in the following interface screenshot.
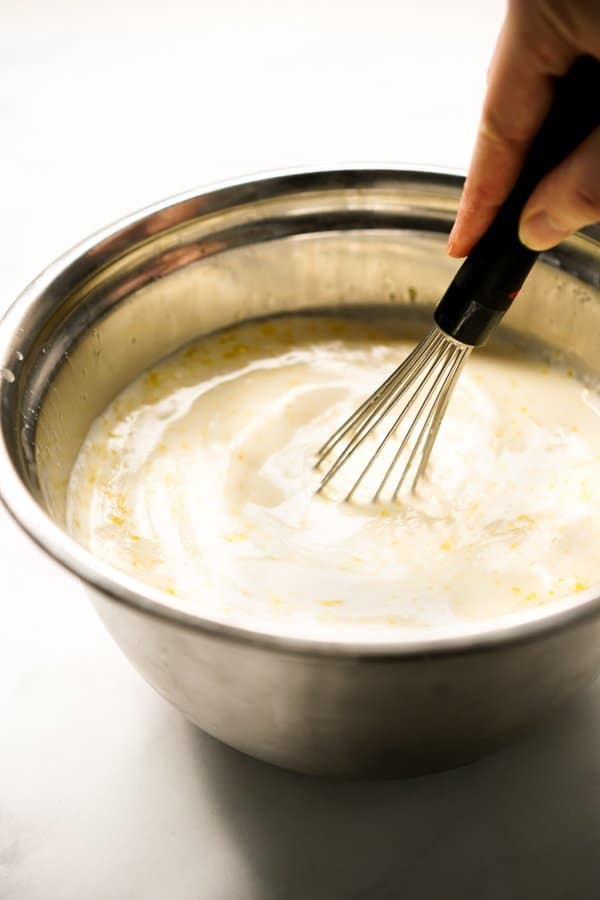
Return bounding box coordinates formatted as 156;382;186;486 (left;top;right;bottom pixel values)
3;2;600;897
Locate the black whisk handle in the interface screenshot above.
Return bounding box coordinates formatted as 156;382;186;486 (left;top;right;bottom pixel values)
435;54;600;346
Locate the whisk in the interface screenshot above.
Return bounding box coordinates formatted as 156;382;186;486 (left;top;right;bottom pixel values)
316;54;600;503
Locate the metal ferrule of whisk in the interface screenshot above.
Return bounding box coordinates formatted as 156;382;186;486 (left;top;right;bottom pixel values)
315;326;471;503
314;55;600;504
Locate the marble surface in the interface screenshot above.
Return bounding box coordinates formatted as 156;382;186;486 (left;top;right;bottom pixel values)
2;2;600;897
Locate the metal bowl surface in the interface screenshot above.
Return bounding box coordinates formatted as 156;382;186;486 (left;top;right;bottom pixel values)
1;167;599;776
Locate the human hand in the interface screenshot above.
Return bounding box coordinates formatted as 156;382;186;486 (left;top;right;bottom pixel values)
448;0;600;258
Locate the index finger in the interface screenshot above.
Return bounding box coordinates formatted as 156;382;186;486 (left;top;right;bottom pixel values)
448;2;575;257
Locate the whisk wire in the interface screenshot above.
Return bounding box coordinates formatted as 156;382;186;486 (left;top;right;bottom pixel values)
345;336;451;502
373;343;455;503
316;328;443;469
327;335;445;497
412;348;470;488
316;329;443;495
390;345;469;501
316;326;471;502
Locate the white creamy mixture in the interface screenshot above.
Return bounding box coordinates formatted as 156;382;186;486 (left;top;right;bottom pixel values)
67;316;600;636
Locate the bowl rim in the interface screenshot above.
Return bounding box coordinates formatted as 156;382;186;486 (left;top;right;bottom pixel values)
2;162;600;659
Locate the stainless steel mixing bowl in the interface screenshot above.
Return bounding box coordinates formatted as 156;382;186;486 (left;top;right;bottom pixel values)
1;167;600;777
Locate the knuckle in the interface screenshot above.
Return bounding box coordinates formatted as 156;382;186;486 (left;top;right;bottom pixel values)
571;181;600;218
479;107;530;152
537;0;579;45
462;180;503;212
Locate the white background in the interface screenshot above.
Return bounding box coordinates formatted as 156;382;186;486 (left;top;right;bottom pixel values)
3;2;600;898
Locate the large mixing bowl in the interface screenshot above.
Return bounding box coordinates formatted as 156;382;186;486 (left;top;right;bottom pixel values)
1;168;600;777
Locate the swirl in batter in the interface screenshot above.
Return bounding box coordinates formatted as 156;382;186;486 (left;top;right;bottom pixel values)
67;316;600;637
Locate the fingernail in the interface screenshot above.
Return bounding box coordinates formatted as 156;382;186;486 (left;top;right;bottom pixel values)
519;212;571;251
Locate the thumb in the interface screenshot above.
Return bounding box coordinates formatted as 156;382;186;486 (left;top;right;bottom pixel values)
519;126;600;251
